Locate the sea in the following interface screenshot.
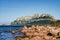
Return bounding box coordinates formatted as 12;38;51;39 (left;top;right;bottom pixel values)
0;25;23;40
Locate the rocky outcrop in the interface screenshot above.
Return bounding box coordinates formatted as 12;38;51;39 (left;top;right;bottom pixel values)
15;25;60;40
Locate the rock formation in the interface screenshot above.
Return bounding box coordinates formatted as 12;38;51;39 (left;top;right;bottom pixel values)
15;25;60;40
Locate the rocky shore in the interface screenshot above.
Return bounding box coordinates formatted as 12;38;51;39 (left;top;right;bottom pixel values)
13;25;60;40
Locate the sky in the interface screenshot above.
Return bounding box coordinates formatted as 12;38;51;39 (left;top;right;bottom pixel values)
0;0;60;25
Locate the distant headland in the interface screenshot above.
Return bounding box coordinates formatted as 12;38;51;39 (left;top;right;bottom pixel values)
11;14;60;27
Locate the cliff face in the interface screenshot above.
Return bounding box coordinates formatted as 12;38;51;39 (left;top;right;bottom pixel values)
11;14;55;26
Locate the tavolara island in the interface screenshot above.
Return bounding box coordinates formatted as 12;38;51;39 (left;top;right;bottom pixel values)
11;14;60;26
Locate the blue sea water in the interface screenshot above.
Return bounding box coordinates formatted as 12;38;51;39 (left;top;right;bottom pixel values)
0;25;23;40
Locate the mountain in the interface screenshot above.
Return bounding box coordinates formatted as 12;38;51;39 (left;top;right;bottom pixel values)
11;14;56;26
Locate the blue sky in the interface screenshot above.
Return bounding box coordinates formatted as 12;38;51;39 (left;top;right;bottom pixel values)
0;0;60;25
